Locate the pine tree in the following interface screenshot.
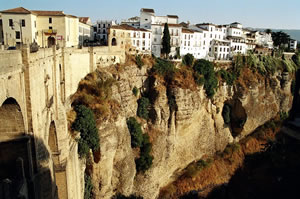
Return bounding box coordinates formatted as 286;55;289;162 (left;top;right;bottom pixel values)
161;23;171;58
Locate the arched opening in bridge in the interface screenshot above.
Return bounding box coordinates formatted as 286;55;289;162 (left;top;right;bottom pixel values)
112;38;117;46
48;122;68;199
0;98;25;142
48;36;56;48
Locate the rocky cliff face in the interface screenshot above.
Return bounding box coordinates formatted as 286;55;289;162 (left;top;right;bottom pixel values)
88;63;293;199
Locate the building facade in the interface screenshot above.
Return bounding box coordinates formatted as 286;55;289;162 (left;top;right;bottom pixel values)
93;20;117;45
78;17;93;45
0;7;81;48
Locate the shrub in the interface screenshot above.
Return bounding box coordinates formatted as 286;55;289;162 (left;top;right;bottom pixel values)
132;86;138;96
218;69;236;86
153;58;176;79
136;134;153;173
72;105;100;158
137;97;150;120
135;151;153;173
193;59;218;98
222;104;231;125
126;117;143;148
136;55;144;69
280;111;289;121
84;174;94;199
182;53;194;66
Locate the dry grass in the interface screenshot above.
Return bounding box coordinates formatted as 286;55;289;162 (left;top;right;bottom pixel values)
71;70;120;125
171;66;198;91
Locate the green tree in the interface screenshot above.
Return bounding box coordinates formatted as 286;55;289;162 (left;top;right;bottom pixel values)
126;117;143;148
72;105;100;157
272;31;291;48
182;53;194;66
161;23;171;58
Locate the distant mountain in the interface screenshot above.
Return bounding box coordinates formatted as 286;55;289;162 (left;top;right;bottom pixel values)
257;28;300;42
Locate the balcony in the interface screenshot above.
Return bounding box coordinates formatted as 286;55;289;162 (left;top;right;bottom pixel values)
43;29;57;35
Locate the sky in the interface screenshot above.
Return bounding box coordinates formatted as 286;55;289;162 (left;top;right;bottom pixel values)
0;0;300;29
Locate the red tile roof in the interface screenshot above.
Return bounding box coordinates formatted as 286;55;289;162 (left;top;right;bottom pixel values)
79;17;90;24
1;7;31;14
31;10;66;16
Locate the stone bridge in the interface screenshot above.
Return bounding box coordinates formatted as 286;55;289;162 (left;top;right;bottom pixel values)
0;45;125;199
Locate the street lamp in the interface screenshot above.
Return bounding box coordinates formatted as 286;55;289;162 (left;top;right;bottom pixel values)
11;19;23;45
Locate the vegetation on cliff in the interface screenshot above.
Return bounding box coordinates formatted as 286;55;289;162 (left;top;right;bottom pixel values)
72;105;100;158
126;117;153;172
72;70;120;125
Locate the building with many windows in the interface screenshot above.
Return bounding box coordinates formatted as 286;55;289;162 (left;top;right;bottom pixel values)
0;7;82;48
93;20;117;45
109;24;152;54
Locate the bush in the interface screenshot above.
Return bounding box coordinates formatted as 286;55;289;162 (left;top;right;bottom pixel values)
137;97;150;120
218;69;236;86
136;55;144;69
72;105;100;158
153;58;176;79
136;134;153;173
280;111;289;121
126;117;143;148
132;86;138;96
84;174;94;199
222;104;231;125
193;59;218;98
182;53;194;66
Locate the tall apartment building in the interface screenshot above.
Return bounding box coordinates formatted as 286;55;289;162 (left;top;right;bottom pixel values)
93;20;117;45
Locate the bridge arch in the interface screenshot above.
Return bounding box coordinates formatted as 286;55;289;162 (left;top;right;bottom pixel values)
48;121;68;199
0;97;25;142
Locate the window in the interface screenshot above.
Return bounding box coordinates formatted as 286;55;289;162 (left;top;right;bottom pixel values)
103;24;106;28
108;24;110;27
137;40;140;46
210;34;212;38
9;19;13;27
145;18;148;21
143;33;145;38
204;33;206;38
103;29;106;34
21;19;25;27
16;31;20;39
154;38;157;42
34;21;36;28
143;41;145;46
49;26;52;30
93;27;97;32
98;24;101;28
49;18;52;23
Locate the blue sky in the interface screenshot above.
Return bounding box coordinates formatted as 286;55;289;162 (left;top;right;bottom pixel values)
1;0;299;29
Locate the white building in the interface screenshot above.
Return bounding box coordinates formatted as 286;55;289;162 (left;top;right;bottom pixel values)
93;20;117;45
290;39;297;51
121;16;140;29
109;24;152;54
255;31;273;49
78;17;93;45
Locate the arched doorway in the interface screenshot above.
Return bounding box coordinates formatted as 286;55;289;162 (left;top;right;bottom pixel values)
0;98;25;142
112;38;117;46
48;36;56;48
48;122;68;199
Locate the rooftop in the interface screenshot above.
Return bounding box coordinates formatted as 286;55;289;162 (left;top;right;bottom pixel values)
79;17;90;24
1;7;76;17
167;15;179;19
140;8;155;13
111;24;150;32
